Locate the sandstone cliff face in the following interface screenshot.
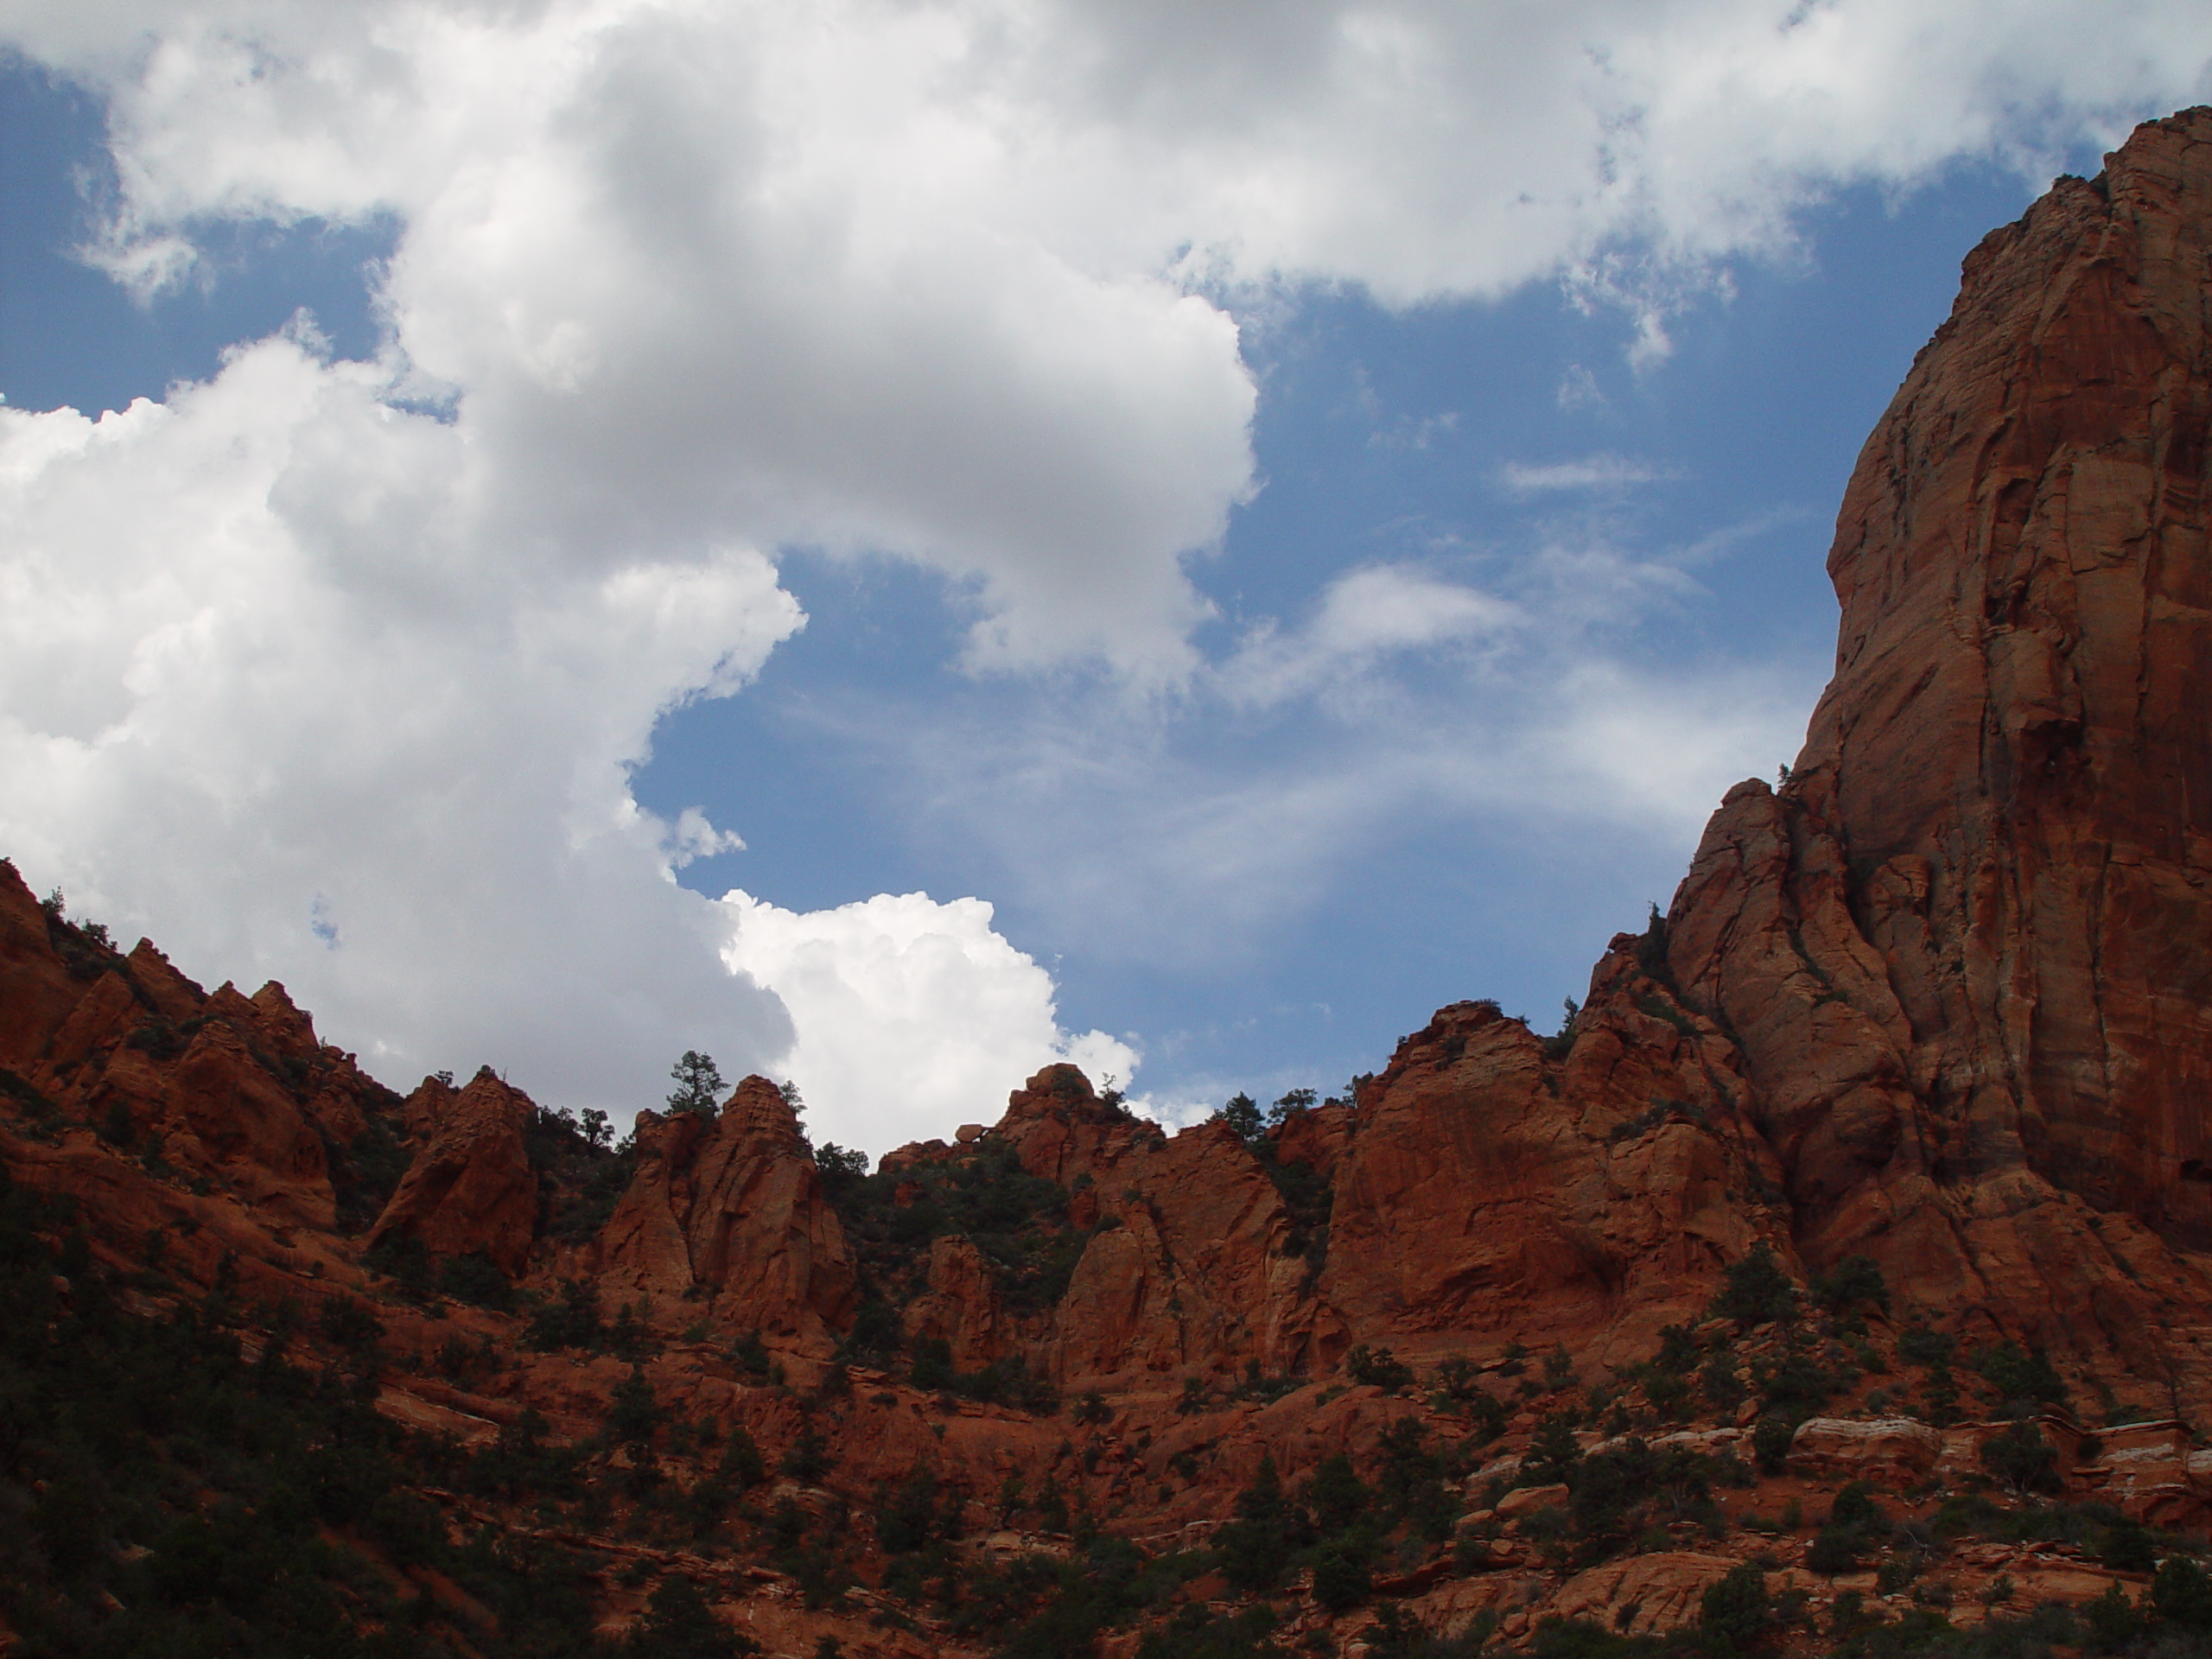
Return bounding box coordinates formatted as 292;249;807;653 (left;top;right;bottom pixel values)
952;1065;1344;1387
593;1075;856;1348
1047;1110;1338;1386
992;1062;1166;1182
368;1066;538;1274
1663;109;2212;1394
0;863;85;1063
1322;958;1786;1367
899;1235;1007;1372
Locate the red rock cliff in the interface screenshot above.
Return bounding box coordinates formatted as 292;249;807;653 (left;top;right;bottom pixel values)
592;1075;857;1350
1665;108;2212;1393
368;1065;538;1274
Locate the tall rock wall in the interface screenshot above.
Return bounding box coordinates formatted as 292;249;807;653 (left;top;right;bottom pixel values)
1666;109;2212;1390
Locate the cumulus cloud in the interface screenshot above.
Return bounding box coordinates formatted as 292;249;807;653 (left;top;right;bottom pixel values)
718;890;1138;1152
0;337;800;1103
0;0;2207;1146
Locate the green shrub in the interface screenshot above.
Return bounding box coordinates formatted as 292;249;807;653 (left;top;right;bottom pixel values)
1217;1092;1263;1144
1541;1344;1578;1391
1700;1561;1768;1652
2084;1580;2146;1649
1897;1323;1956;1368
628;1573;759;1656
527;1276;606;1351
1713;1242;1796;1325
781;1424;833;1483
1811;1254;1889;1313
1642;1369;1690;1421
1979;1421;2060;1496
731;1327;772;1378
908;1335;1058;1412
437;1251;516;1311
1700;1352;1745;1412
1806;1482;1885;1575
317;1294;385;1352
1214;1454;1300;1592
666;1051;725;1116
2100;1516;2157;1572
1974;1342;2069;1412
1308;1541;1371;1611
1522;1414;1584;1487
2153;1557;2212;1630
823;1141;1077;1315
1751;1413;1795;1474
719;1427;766;1490
605;1364;660;1446
1306;1452;1370;1533
1346;1343;1415;1393
874;1465;949;1554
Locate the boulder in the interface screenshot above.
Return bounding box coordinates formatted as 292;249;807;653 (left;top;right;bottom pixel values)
1787;1416;1944;1486
2077;1419;2212;1525
1494;1483;1568;1519
1551;1552;1751;1637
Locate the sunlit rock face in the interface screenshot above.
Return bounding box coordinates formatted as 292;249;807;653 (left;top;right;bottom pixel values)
1667;107;2212;1389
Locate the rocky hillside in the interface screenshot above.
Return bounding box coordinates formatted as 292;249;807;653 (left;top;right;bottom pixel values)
10;106;2212;1659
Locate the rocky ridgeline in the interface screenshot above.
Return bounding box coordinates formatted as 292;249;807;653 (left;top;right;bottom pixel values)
10;105;2212;1659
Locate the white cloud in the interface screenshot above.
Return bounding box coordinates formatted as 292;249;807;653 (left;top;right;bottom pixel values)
1220;563;1517;709
1498;455;1674;495
0;336;804;1107
665;807;746;869
1556;365;1607;411
0;334;1130;1148
718;889;1137;1154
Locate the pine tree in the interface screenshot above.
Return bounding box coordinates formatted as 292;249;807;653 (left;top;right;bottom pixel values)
667;1051;725;1116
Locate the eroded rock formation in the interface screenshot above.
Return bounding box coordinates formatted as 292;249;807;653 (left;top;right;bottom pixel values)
368;1066;538;1274
594;1075;857;1348
1666;111;2212;1395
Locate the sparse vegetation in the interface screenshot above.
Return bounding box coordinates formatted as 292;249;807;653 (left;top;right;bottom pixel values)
1713;1241;1797;1326
823;1141;1090;1348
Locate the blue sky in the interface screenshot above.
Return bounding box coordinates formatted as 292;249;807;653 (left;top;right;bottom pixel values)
632;173;2024;1105
4;4;2209;1152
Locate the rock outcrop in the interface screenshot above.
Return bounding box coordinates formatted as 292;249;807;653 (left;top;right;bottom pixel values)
594;1076;856;1348
367;1066;538;1274
1786;1416;1946;1488
0;861;390;1230
1321;967;1785;1365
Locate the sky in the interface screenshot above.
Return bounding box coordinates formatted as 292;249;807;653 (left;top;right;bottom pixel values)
3;2;2209;1156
